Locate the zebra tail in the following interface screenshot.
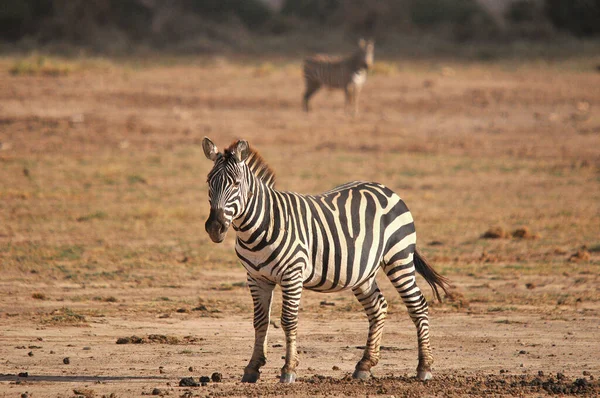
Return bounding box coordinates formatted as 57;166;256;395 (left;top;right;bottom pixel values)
414;248;451;302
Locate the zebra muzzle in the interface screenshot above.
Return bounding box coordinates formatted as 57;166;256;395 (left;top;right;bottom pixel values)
205;208;230;243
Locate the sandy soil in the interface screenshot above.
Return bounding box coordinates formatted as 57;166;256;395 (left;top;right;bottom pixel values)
0;55;599;397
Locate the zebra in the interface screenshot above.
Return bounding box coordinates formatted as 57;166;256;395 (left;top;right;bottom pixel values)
202;137;450;384
303;38;375;115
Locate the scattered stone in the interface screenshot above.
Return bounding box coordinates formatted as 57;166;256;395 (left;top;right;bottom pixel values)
83;346;91;351
192;305;208;312
179;377;199;387
21;393;29;398
18;372;28;377
519;350;527;355
211;372;222;382
583;371;591;376
525;283;535;290
538;370;544;376
332;365;340;371
159;366;165;374
151;388;162;395
320;301;335;306
199;376;210;384
176;308;188;313
428;240;444;246
27;351;33;357
63;357;70;364
557;372;565;380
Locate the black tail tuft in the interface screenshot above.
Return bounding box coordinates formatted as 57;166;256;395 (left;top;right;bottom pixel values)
414;248;451;302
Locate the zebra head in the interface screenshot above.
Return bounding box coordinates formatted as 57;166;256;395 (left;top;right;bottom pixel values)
202;137;251;243
358;38;375;70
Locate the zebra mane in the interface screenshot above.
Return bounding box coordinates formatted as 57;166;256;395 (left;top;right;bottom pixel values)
225;141;276;187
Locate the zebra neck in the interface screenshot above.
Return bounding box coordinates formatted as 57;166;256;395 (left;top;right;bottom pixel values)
232;181;286;245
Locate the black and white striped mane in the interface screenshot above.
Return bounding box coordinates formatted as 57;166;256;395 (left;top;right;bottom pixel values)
225;141;276;187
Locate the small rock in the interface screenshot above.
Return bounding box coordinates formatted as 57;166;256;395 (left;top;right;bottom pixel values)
519;350;527;355
83;346;91;351
179;377;199;387
211;372;222;382
525;283;535;290
332;365;340;371
538;370;544;376
21;393;29;398
151;388;162;395
557;372;565;380
176;308;188;313
27;351;33;357
18;372;28;377
320;301;335;306
199;376;210;383
583;370;591;376
188;366;194;372
63;357;70;364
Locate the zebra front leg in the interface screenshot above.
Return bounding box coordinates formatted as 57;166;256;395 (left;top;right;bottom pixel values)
279;274;303;383
385;258;434;381
303;82;320;112
242;276;275;383
352;278;388;379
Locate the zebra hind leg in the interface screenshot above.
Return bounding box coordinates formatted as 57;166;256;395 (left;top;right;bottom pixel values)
384;254;434;381
303;81;320;112
351;278;388;380
242;277;275;383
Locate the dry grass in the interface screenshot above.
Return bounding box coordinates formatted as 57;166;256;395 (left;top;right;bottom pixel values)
0;53;598;327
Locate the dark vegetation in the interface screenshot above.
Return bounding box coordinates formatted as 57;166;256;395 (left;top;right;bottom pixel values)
1;0;599;54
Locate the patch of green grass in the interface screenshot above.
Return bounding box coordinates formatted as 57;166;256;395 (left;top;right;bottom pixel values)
127;175;148;185
57;245;85;261
76;211;108;222
42;307;87;326
10;55;75;76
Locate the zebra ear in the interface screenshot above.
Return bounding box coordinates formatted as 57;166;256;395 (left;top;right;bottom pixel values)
358;38;366;49
233;140;250;162
202;137;219;161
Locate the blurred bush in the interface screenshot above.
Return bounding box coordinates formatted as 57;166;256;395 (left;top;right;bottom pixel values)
0;0;597;52
545;0;600;37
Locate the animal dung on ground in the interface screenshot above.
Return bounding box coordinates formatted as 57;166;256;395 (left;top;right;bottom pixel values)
511;227;539;239
481;226;509;239
569;249;591;263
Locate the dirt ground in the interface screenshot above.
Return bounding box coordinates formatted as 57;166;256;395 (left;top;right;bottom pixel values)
1;54;599;397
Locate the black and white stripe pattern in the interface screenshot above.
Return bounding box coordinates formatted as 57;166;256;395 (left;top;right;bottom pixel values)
303;39;374;114
203;138;450;384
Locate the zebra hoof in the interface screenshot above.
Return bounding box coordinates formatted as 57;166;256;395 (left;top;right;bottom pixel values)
417;370;433;381
279;373;296;383
352;370;372;380
241;372;260;383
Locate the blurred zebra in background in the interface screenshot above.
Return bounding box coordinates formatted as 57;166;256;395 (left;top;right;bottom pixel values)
303;38;375;115
202;137;450;384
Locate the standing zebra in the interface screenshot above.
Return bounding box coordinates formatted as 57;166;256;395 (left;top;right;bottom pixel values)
202;137;450;384
303;39;375;115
